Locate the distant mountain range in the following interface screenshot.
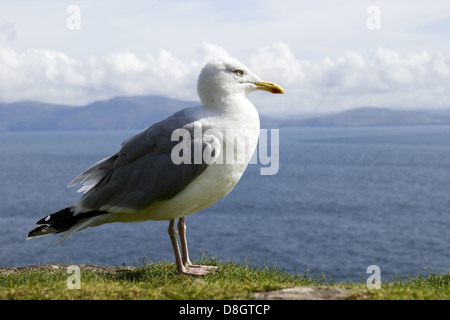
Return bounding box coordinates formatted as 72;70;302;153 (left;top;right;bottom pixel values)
275;107;450;127
0;96;197;131
1;95;450;131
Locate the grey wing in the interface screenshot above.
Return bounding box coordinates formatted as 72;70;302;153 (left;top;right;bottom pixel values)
68;155;119;193
69;111;221;213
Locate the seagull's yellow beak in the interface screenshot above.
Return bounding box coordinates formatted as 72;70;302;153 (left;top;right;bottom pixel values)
253;81;285;94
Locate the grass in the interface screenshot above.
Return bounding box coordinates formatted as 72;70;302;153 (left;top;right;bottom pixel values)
364;271;450;300
0;256;448;300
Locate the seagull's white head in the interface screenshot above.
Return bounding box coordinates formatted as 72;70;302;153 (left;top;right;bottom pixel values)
197;57;284;107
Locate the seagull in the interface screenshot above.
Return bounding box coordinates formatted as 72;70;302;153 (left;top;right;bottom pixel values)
27;57;284;275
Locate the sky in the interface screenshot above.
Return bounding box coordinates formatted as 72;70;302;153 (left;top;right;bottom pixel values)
0;0;450;115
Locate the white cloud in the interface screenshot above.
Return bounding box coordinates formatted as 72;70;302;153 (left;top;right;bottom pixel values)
196;42;230;63
0;42;449;114
249;42;305;86
1;1;450;114
249;44;450;114
101;50;192;98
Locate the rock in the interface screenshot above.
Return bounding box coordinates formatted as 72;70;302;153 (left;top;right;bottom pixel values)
252;286;353;300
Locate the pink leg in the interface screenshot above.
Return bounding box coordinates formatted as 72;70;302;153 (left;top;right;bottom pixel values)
174;217;217;276
168;219;189;274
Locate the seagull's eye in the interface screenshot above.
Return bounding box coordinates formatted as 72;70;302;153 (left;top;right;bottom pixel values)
234;69;244;77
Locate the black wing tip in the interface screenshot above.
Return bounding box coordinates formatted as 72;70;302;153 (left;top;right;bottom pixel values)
28;207;108;240
36;206;75;225
27;225;59;239
36;216;50;225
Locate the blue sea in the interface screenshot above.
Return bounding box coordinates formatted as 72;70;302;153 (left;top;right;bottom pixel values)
0;126;449;282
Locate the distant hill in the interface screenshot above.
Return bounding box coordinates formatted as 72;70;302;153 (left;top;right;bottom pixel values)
0;95;198;131
278;107;450;127
1;97;450;131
